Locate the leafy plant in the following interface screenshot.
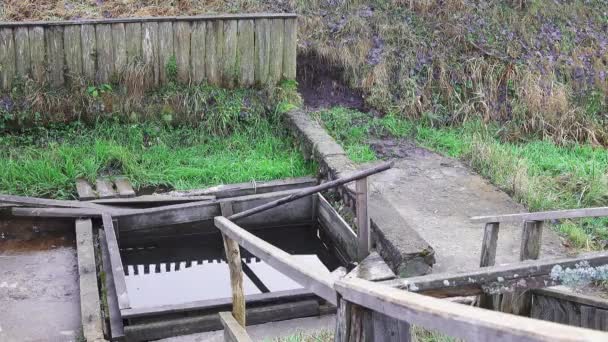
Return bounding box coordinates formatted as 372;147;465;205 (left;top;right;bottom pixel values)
87;84;113;98
165;55;178;83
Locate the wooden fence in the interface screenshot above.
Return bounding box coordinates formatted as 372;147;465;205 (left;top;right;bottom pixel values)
0;13;297;91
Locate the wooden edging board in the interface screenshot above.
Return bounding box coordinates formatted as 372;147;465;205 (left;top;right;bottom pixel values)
317;193;358;261
336;277;608;342
99;229;126;340
471;207;608;224
102;213;131;310
220;312;253;342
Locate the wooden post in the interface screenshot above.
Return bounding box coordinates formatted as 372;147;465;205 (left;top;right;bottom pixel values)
220;202;246;327
479;222;500;309
80;25;96;82
29;26;46;84
357;177;370;261
190;21;206;84
219;312;253;342
0;28;16;90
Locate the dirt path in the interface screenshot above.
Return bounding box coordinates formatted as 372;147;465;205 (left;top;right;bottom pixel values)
368;139;568;273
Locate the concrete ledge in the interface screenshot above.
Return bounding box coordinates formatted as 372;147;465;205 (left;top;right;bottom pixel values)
285;109;435;277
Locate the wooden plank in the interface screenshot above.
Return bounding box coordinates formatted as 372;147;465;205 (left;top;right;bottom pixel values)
124;300;319;342
112;23;127;74
0;193;120;210
356;178;370;261
268;19;284;85
317;194;358;261
102;213;131;310
0;14;299;28
11;207;104;218
382;251;608;298
14;27;30;78
114;178;136;198
95;24;114;83
96;179;118;199
0;28;16;90
336;277;608;342
190;21;206;84
254;19;270;86
214;216;337;305
335;297;352;342
223;20;238;88
174;21;191;83
80;24;96;81
237;19;254;87
595;309;608;331
125;22;142;64
28;26;45;83
142;21;159;87
158;21;174;84
75;219;105;341
372;311;411;342
534;287;608;310
99;229;126;340
92;195;215;206
220;312;253;342
480;222;499;267
221;202;246;327
63;25;82;81
580;305;596;329
471;207;608;224
76;178;96;201
282;18;297;80
205;20;220;85
521;220;543;260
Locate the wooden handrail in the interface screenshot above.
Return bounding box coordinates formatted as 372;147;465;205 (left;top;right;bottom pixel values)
335;277;608;342
471;207;608;224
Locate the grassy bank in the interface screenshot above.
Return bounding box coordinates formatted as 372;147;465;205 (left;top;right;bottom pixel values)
316;106;608;249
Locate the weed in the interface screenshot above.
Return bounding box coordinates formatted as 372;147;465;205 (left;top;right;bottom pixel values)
165;55;178;83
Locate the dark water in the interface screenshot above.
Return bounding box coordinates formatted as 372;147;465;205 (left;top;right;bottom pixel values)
120;225;342;309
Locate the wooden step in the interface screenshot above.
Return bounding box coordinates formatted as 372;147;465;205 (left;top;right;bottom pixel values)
114;178;136;198
76;178;96;201
96;179;118;199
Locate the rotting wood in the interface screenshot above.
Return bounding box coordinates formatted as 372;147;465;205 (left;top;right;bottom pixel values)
142;22;159;87
174;21;191;83
268;19;284;84
80;24;97;81
215;19;225;83
228;162;392;222
336;277;608;342
102;213;131;310
28;26;46;83
76;179;96;201
478;222;500;308
76;219;105;342
158;21;174;84
282;18;297;80
0;28;16;90
205;20;220;85
317;194;358;261
96;179;117;199
99;229;126;340
215;216;337;305
112;23;127;75
95;24;113;83
237;19;254;87
114;178;136;198
14;27;30;78
219;312;253;342
45;26;65;87
222;20;238;88
64;25;83;82
471;207;608;224
381;251;608;297
125;22;142;64
254;18;270;86
356;177;370;261
190;21;206;84
220;202;246;327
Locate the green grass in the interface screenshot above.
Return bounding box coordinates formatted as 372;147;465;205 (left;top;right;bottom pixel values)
317;106;608;249
0;120;314;199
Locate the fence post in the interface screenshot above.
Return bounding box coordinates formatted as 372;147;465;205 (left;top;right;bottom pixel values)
356;177;370;261
478;222;500;309
220;202;246;326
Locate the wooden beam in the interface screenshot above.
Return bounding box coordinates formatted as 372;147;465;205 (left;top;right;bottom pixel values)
336;277;608;342
99;229;125;340
102;213;131;310
91;195;215;206
317;194;358;261
214;216;337;305
0;193;119;210
471;207;608;224
478;222;500;309
356;177;370;261
220;202;246;327
382;252;608;298
219;312;253;342
521;220;543;261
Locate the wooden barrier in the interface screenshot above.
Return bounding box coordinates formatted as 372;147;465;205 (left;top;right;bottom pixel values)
0;13;297;90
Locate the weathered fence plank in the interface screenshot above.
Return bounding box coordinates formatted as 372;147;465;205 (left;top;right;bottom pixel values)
478;222;500;309
174;21;191;83
205;20;220;85
268;19;284;84
142;22;159;87
237;19;254;87
64;25;83;81
45;26;65;87
14;27;30;78
222;20;238;88
29;26;46;83
0;28;16;90
158;21;174;84
112;23;127;74
254;19;270;86
283;18;297;80
190;21;206;84
125;22;142;64
95;24;114;83
80;25;96;81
